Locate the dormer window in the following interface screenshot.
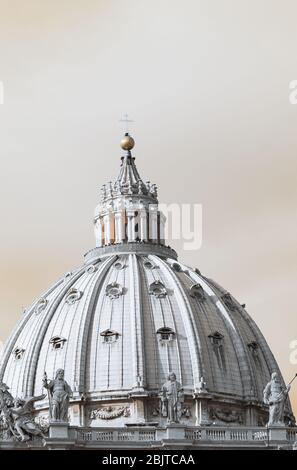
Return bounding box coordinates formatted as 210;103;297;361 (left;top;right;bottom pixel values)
13;348;25;360
149;281;167;299
156;327;175;342
208;331;224;347
221;293;236;311
190;283;205;301
144;260;154;270
208;332;226;372
248;341;258;353
100;329;120;344
172;263;182;272
50;336;67;350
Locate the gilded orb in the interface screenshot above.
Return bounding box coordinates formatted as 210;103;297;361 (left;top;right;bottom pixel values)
121;133;135;151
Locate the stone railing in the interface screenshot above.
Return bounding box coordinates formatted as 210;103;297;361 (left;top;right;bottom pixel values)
287;428;297;442
74;425;297;445
185;427;268;442
1;425;296;449
76;427;156;443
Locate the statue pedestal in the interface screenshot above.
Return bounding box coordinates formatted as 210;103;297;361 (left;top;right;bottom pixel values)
166;424;185;440
268;426;287;442
49;421;69;440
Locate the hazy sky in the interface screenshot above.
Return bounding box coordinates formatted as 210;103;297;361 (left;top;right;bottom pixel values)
0;1;296;414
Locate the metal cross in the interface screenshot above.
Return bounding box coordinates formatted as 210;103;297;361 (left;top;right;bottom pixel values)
119;113;134;133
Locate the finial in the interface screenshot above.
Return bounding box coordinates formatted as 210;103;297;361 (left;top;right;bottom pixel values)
121;132;135;151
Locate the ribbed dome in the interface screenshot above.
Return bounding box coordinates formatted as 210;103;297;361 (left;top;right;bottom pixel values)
0;247;292;425
0;135;293;428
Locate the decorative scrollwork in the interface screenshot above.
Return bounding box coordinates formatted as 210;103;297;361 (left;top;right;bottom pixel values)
85;264;97;274
34;415;50;433
65;288;83;305
90;406;130;420
106;282;123;300
210;407;243;424
35;298;48;315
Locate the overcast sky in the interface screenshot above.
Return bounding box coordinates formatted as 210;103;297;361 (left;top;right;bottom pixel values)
0;0;296;414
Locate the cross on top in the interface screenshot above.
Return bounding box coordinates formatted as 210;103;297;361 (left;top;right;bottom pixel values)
119;113;134;133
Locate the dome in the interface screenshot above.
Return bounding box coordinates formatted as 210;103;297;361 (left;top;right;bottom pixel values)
0;135;293;430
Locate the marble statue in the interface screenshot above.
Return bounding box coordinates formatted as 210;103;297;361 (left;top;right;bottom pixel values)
161;372;184;423
10;395;46;442
0;382;14;409
263;372;291;426
0;382;46;442
0;382;15;437
43;369;72;422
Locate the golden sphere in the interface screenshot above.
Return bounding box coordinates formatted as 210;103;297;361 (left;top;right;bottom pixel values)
121;134;135;151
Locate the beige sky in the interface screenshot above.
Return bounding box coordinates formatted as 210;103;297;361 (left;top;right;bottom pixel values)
0;0;296;414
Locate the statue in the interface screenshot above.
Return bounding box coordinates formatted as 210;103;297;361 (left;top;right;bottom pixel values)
263;372;290;426
43;369;72;422
161;372;184;423
197;376;207;393
0;382;46;442
0;382;14;413
0;382;15;437
10;395;46;442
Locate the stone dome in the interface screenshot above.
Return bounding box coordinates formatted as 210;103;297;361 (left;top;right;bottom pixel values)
0;134;293;428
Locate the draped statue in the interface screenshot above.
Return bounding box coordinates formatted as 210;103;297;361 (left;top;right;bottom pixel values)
43;369;72;422
263;372;290;426
161;372;184;423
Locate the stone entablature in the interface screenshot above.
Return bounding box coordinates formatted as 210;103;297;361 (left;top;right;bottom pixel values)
84;242;177;262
